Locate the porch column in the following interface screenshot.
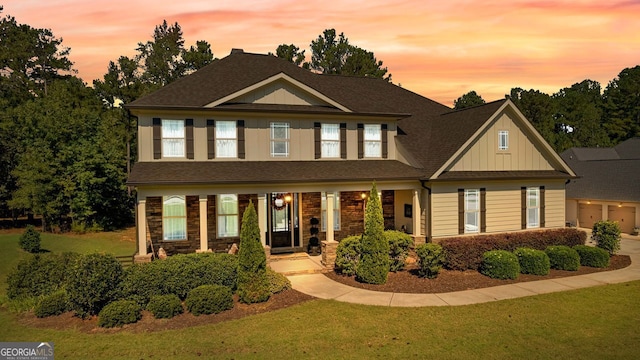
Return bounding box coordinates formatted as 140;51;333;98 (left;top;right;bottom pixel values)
258;194;267;246
136;199;147;256
326;192;335;242
198;195;208;252
413;190;421;236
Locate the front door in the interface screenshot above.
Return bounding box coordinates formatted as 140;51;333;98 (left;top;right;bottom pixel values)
268;193;300;250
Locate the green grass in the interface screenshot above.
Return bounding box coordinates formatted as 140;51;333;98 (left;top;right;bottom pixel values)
0;281;639;358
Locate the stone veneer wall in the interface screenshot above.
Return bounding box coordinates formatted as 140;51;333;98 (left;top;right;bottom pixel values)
302;192;322;246
333;191;365;241
382;190;395;231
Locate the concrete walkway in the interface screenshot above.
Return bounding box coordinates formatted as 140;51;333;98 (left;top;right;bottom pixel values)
286;236;640;307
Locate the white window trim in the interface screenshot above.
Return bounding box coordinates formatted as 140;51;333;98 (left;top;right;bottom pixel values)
163;195;187;241
464;189;480;233
217;194;239;237
162;119;185;158
270;122;290;158
321;192;340;231
216;121;238;158
498;130;509;151
321;123;340;158
527;187;540;228
364;124;382;158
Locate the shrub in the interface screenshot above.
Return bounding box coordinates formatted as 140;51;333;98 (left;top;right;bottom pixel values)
98;300;141;328
480;250;520;280
19;225;41;253
34;290;69;318
386;230;413;272
266;268;291;294
146;294;183;319
573;245;610;268
356;183;390;284
546;246;580;271
592;220;622;255
7;252;79;299
415;243;445;279
334;235;362;276
440;228;586;271
237;202;270;304
185;285;233;316
67;253;124;318
513;247;550;275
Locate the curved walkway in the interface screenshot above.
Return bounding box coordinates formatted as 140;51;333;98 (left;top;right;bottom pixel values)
288;237;640;307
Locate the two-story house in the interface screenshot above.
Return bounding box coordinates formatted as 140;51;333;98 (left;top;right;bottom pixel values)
126;49;576;262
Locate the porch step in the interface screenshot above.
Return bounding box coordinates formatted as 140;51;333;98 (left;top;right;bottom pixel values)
269;256;326;276
270;252;312;262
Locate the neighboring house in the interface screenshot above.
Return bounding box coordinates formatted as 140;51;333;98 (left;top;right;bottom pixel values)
126;49;576;262
562;138;640;234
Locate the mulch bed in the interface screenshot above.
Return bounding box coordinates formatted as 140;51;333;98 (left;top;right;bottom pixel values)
325;255;631;293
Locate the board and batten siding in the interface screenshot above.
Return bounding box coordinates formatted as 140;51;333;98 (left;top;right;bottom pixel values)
450;112;554;172
430;180;566;238
234;79;327;106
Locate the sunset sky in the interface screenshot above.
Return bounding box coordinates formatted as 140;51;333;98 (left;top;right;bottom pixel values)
6;0;640;106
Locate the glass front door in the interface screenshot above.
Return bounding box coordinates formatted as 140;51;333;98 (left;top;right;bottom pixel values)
269;193;299;248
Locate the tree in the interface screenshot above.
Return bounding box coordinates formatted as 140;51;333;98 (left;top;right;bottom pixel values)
453;91;486;110
510;88;560;151
603;65;640;144
237;202;270;303
356;183;390;284
273;44;307;67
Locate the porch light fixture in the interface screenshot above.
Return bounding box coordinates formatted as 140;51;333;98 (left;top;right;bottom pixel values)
618;203;622;207
361;192;367;200
284;194;292;203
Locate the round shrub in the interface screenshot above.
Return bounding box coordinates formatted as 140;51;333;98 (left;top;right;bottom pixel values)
415;243;445;279
334;235;362;276
34;290;69;318
98;300;142;328
19;225;41;253
480;250;520;280
118;262;164;307
513;247;550;275
67;253;124;318
385;230;413;272
185;285;233;316
545;246;580;271
573;245;610;268
592;220;622;255
7;252;79;299
146;294;183;319
266;268;291;294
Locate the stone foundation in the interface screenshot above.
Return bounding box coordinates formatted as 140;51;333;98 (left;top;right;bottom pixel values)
321;240;338;269
264;245;271;265
412;235;427;247
134;253;153;264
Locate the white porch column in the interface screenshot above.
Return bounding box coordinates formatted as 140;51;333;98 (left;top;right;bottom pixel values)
326;192;335;242
137;199;147;256
258;194;267;246
198;195;208;252
412;190;421;236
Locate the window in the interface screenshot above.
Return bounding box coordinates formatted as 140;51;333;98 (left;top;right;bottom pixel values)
527;187;540;228
162;120;185;157
321;124;340;158
270;122;290;157
217;194;238;237
498;130;509;150
163;196;186;240
321;192;340;231
216;121;237;158
464;189;480;233
364;124;382;158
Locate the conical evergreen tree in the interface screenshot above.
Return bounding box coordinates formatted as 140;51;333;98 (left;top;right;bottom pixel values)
356;183;390;284
237;201;270;303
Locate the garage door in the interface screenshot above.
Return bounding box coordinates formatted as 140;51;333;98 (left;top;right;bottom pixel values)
608;206;636;234
579;203;602;229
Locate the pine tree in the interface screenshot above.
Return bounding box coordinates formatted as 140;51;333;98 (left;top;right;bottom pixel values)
237;201;270;303
356;183;390;284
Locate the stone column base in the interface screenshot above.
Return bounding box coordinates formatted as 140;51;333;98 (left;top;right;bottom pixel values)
321;240;338;269
412;235;427;247
134;253;153;264
264;245;271;265
196;249;213;254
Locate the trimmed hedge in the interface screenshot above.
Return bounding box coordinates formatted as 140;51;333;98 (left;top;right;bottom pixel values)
185;285;234;316
440;228;586;270
67;253;124;318
146;294;183;319
266;268;291;294
546;246;580;271
415;243;445;279
574;245;610;268
7;252;80;299
334;235;362;276
480;250;520;279
98;300;141;328
513;247;550;275
386;230;413;272
335;231;414;275
34;290;69;318
19;225;41;253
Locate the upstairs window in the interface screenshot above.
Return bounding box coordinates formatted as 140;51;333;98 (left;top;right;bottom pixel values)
163;196;186;240
321;124;340;158
216;121;237;158
464;189;480;233
364;124;382;158
217;194;239;237
321;192;340;231
498;130;509;150
270;122;290;157
162;120;185;157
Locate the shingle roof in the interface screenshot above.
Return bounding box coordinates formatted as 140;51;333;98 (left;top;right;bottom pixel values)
434;170;572;181
561;138;640;202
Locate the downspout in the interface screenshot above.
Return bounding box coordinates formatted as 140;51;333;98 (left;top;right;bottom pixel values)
420;180;432;242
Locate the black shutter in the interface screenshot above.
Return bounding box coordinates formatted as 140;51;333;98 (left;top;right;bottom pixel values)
357;123;364;159
207;120;215;159
340;123;347;159
153;118;161;159
186;118;194;159
237;120;245;159
381;124;388;159
540;186;545;228
458;189;464;235
480;188;486;233
521;187;527;229
314;122;321;159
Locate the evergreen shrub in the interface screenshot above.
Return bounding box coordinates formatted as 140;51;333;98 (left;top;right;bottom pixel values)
545;245;580;271
573;245;610;268
266;268;291;294
185;285;233;316
67;253;124;318
34;290;70;318
7;252;79;299
19;225;41;253
386;230;413;272
415;243;445;279
237;202;270;303
513;247;550;275
146;294;183;319
356;184;390;284
592;220;622;255
97;300;141;328
480;250;520;279
334;235;362;276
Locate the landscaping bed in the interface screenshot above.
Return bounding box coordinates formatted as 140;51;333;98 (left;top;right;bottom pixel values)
325;254;631;293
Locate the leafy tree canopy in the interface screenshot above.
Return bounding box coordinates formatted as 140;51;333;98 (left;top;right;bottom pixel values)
453;90;486;110
603;65;640;143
